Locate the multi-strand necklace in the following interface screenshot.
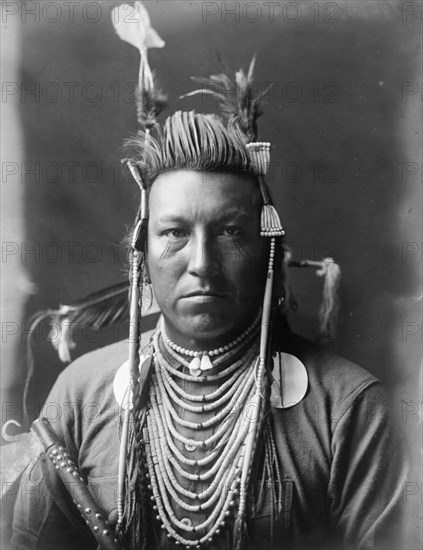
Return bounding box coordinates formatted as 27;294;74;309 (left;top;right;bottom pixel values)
143;315;264;547
160;311;261;376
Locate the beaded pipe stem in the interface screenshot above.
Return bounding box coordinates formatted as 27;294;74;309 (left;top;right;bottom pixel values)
236;235;278;544
32;418;121;550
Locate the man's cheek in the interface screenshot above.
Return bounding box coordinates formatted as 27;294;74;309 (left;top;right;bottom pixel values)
152;277;174;299
243;242;266;266
224;241;264;266
157;255;186;277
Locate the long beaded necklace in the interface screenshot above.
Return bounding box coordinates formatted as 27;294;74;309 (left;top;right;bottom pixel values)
143;321;263;548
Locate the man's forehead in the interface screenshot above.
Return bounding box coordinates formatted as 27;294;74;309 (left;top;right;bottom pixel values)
156;207;253;224
152;166;257;181
149;169;259;203
150;169;259;199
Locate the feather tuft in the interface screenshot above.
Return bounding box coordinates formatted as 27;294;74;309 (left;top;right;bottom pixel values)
316;258;341;343
49;317;76;363
287;257;341;342
181;55;273;142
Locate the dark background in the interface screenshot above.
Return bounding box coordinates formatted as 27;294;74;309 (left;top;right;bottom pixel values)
1;0;421;544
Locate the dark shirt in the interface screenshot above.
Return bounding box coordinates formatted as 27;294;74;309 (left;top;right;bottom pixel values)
11;332;408;549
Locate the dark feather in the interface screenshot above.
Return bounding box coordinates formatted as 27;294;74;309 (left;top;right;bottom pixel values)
24;281;132;393
67;281;130;329
22;280;153;423
181;55;272;142
136;76;168;130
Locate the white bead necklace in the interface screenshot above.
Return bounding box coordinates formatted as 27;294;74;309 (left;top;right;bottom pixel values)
144;327;263;547
160;311;261;375
153;373;256;480
155;336;259;414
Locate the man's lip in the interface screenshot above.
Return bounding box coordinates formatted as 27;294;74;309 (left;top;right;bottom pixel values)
182;291;227;298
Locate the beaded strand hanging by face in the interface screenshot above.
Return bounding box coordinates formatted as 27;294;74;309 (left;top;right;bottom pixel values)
232;141;285;548
115;161;148;532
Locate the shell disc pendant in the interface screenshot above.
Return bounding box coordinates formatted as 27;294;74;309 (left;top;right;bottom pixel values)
113;355;153;409
270;352;308;409
188;356;202;377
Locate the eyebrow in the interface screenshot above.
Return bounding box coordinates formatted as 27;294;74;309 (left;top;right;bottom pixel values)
156;215;188;225
157;210;252;225
218;209;252;222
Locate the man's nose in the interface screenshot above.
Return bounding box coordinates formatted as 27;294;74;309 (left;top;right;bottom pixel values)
187;236;220;277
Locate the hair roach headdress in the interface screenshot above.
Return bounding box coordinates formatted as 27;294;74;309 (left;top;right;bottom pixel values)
23;3;340;549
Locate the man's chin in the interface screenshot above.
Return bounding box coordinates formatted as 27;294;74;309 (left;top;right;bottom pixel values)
167;308;232;347
162;301;260;348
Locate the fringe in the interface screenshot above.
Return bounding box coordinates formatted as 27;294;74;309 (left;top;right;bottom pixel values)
117;416;151;550
316;258;341;343
281;246;299;313
260;204;285;237
233;516;249;550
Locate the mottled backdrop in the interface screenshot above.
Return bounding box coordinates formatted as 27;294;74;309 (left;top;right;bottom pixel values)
1;0;421;542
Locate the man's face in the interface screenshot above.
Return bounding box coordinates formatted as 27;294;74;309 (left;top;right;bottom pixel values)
146;169;267;349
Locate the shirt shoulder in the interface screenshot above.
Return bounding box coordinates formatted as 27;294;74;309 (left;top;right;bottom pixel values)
50;330;155;403
48;341;126;409
280;331;380;408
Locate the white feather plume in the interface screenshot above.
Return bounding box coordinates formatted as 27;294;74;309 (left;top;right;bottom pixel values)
111;1;167;128
111;1;165;52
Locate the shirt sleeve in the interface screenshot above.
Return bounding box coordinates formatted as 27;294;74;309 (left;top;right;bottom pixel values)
328;382;409;550
10;341;128;549
10;366;92;549
11;454;96;550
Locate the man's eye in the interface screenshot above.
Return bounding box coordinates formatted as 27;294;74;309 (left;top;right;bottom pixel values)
220;227;241;237
163;229;188;239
